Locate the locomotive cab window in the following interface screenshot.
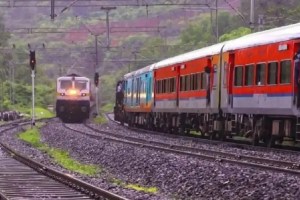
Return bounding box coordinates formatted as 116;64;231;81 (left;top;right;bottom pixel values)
60;80;72;89
256;63;266;85
245;64;254;86
75;80;87;90
280;60;291;84
267;62;278;85
234;66;243;86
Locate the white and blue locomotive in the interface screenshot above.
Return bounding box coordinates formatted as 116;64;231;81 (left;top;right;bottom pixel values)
56;73;91;122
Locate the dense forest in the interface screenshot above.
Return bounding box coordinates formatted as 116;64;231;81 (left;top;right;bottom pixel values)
0;0;299;111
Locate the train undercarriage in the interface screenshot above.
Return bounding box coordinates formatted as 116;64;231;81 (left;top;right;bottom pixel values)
56;100;90;123
116;109;300;147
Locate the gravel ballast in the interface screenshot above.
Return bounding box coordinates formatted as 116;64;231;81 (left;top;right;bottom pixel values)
1;121;300;199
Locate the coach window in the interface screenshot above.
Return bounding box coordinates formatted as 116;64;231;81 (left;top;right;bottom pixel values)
193;74;197;90
170;78;175;93
195;73;199;90
183;76;187;91
185;75;190;91
127;81;130;95
159;80;162;94
280;60;291;84
190;74;194;90
124;81;128;103
234;66;243;86
180;76;184;91
267;62;278;85
170;78;176;92
166;79;170;93
136;78;140;103
160;80;162;93
196;73;201;90
223;62;228;86
245;64;254;86
161;79;167;93
156;80;159;94
200;72;206;89
256;63;266;85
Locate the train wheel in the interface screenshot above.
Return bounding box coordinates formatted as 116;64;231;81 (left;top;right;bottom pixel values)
186;129;190;135
218;132;226;141
267;135;275;148
251;133;259;146
209;132;216;140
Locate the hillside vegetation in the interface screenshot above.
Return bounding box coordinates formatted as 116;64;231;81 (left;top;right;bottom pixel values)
0;0;299;111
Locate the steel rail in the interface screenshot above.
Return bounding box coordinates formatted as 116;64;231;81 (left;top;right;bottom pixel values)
0;119;128;200
63;123;300;176
106;113;300;156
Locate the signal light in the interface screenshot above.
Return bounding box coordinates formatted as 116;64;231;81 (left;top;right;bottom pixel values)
94;72;99;86
29;50;36;70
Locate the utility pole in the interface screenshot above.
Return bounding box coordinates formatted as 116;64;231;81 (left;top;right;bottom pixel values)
250;0;255;30
95;35;99;70
215;0;219;42
11;44;16;105
51;0;55;20
258;14;265;31
101;6;117;48
12;62;15;104
8;62;12;103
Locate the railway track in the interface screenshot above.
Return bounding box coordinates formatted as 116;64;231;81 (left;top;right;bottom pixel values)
63;122;300;176
106;113;300;157
0;119;128;200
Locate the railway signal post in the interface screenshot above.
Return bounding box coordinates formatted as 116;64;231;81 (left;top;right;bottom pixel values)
94;72;99;116
29;50;36;126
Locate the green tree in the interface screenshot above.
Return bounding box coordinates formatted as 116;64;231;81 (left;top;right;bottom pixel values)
180;12;244;47
219;27;251;42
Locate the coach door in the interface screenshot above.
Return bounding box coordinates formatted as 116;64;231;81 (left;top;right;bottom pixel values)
210;54;220;111
294;42;300;109
228;52;235;109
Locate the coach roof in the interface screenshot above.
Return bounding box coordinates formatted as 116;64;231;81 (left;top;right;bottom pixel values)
154;42;225;70
124;64;156;79
224;22;300;51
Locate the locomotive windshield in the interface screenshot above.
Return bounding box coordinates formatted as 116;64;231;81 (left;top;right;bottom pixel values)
60;80;72;89
75;80;88;90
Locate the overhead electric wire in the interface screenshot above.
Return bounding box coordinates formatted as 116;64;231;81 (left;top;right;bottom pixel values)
2;0;210;7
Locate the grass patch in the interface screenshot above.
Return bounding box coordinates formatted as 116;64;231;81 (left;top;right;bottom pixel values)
18;126;100;176
112;178;158;194
189;130;202;136
101;103;114;113
18;106;55;119
93;114;108;124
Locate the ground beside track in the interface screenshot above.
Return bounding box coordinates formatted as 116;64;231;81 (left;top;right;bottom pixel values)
2;119;300;200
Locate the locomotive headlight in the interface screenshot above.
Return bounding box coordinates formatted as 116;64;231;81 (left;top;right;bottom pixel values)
67;89;78;96
60;93;65;96
81;93;87;96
